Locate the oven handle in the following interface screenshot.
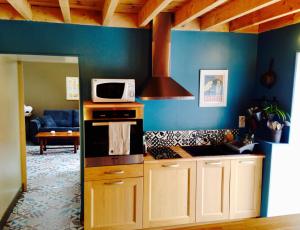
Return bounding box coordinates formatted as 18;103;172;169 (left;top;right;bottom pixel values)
92;121;137;126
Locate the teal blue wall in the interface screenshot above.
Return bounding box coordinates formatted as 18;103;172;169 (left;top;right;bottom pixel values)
142;31;258;130
255;24;300;217
0;20;257;131
256;23;300;114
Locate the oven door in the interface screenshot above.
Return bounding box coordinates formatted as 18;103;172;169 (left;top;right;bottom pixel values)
84;119;143;158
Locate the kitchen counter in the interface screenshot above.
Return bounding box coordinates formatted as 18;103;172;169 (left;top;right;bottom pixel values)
144;146;265;163
84;146;265;167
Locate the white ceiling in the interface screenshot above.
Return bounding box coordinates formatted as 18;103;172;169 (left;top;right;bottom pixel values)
0;54;78;64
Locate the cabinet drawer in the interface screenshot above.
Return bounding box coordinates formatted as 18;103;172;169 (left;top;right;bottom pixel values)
84;164;143;181
84;177;143;230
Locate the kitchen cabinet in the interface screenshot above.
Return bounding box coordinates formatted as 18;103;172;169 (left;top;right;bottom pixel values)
84;164;143;230
230;158;262;219
196;159;230;222
143;161;196;228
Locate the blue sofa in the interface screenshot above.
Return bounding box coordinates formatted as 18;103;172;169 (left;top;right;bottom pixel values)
30;110;79;144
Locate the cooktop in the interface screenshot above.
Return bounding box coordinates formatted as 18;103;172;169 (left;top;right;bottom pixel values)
181;144;240;157
147;147;182;160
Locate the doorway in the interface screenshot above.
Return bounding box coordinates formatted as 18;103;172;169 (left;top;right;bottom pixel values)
0;54;83;229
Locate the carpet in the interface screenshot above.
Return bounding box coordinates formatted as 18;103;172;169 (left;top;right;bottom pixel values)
4;146;83;230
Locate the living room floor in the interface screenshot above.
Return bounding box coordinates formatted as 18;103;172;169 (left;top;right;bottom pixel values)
4;145;83;230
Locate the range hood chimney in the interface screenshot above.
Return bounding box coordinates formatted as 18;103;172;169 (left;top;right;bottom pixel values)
139;13;194;100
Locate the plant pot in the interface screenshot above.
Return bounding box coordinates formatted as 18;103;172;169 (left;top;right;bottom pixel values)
270;129;282;143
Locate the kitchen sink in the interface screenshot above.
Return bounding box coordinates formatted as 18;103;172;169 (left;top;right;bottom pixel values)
181;144;240;157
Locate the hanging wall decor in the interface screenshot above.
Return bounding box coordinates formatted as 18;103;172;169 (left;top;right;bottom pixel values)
199;69;228;107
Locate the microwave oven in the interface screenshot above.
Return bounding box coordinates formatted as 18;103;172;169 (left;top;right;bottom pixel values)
91;78;135;102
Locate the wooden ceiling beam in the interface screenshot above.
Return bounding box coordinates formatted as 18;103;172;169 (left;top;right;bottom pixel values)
236;25;259;34
58;0;71;23
259;12;300;33
6;0;32;20
230;0;300;31
102;0;119;26
200;0;281;30
174;0;227;28
138;0;173;27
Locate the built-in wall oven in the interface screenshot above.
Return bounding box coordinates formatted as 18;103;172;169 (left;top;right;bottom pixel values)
84;101;144;167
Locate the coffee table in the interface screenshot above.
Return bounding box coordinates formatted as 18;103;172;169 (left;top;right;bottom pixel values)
36;131;80;154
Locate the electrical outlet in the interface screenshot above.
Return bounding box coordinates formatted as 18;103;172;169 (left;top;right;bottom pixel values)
239;116;246;128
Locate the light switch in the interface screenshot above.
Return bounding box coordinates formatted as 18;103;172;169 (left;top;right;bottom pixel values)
239;116;246;128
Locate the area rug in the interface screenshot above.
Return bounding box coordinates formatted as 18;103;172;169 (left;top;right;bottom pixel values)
4;146;83;230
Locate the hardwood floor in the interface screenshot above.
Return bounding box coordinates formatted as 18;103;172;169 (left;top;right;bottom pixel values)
169;214;300;230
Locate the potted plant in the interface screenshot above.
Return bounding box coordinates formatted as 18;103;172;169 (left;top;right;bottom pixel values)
263;104;290;143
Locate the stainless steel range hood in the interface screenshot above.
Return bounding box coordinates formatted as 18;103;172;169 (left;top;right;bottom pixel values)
139;13;194;100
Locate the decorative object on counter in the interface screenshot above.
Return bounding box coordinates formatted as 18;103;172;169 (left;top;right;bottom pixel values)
199;69;228;107
224;130;234;142
262;102;290;143
260;59;276;89
144;129;239;148
226;142;257;154
225;134;257;153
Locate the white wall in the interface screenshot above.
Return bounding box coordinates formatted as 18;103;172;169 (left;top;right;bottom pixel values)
266;53;300;217
267;144;300;216
290;53;300;144
0;57;22;219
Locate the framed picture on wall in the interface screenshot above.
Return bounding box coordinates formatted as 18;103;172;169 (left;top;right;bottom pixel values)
66;76;79;100
199;69;228;107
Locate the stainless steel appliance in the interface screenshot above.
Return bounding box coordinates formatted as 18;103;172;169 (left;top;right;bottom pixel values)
139;13;194;100
84;101;144;167
91;78;135;102
147;147;181;159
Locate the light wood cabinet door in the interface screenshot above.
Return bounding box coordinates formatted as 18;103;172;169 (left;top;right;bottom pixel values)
230;158;263;219
143;161;196;228
84;177;143;230
196;160;230;222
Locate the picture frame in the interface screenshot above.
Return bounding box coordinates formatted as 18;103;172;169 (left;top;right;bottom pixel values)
66;76;79;100
199;69;228;107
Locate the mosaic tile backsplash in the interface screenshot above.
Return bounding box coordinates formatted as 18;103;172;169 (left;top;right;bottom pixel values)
145;129;239;148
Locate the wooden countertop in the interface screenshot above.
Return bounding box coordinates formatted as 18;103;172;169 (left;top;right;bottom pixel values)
144;146;265;163
167;214;300;230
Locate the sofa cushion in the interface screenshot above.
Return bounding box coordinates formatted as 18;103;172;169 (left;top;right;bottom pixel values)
36;117;45;126
39;127;80;132
73;110;79;127
42;115;56;128
44;110;73;127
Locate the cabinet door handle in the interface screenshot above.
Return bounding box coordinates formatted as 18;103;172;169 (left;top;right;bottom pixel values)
104;170;125;175
104;181;124;185
162;163;179;168
239;160;255;165
205;161;222;166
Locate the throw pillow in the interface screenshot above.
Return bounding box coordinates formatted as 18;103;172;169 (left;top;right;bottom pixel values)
42;115;56;128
